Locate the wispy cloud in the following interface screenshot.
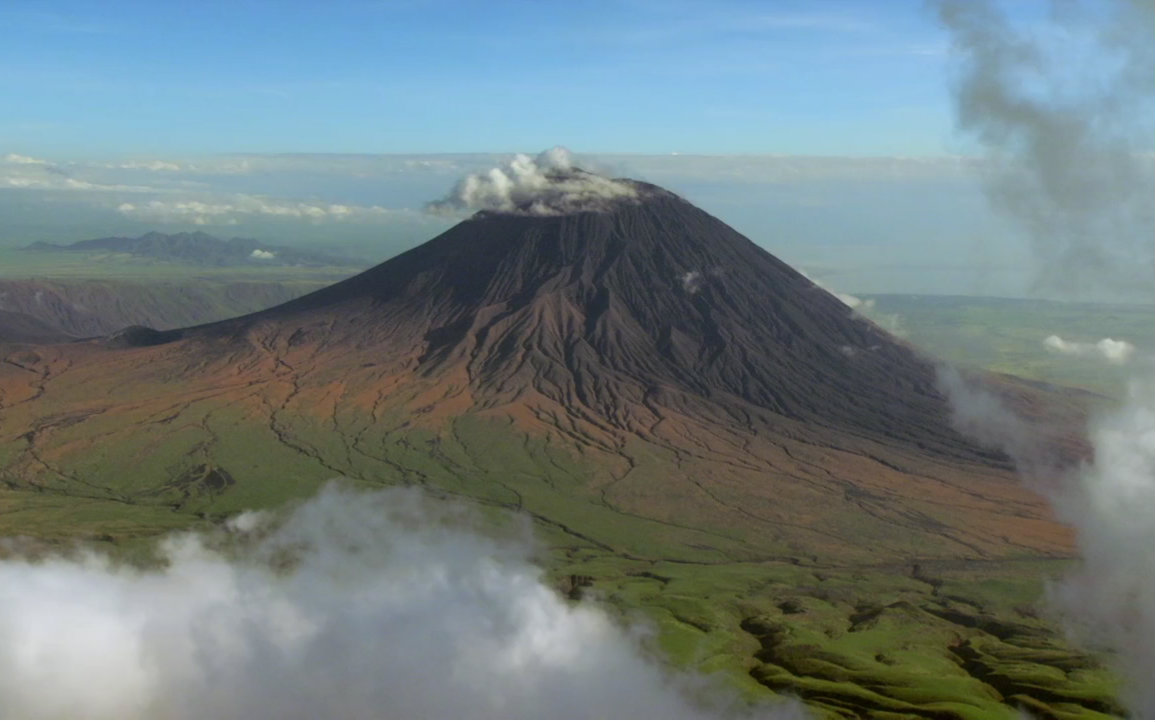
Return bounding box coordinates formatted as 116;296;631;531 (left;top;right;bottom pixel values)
1;167;155;193
116;196;403;225
106;159;184;172
1043;335;1135;364
3;153;50;166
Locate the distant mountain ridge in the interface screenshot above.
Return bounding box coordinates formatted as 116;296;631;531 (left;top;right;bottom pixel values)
0;309;71;344
24;231;361;268
0;278;335;337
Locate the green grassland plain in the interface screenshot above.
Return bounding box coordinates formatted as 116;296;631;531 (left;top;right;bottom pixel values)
0;269;1145;718
861;295;1153;400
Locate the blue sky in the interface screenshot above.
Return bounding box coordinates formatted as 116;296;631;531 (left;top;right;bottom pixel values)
0;0;1049;157
1;1;1148;303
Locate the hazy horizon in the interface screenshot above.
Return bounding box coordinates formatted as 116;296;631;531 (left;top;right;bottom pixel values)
0;149;1115;302
3;0;1150;303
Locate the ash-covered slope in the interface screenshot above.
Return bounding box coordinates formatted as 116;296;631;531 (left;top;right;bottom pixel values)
213;181;994;465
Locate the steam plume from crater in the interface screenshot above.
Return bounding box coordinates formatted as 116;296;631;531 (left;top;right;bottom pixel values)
426;146;640;216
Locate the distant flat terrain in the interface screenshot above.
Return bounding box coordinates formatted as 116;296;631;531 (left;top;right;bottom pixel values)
22;230;364;268
861;294;1154;399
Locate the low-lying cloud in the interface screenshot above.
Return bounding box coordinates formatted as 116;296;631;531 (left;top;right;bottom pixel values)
936;369;1154;717
1048;380;1155;719
426;146;640;216
0;484;797;719
117;196;398;226
1043;335;1135;364
2;153;154;192
3;153;51;166
110;159;184;172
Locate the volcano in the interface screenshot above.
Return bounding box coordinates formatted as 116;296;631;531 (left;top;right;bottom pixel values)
0;178;1073;563
0;176;1107;718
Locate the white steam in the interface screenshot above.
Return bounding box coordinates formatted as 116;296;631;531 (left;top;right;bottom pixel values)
680;270;703;294
426;147;640;216
0;485;793;719
800;269;875;311
249;248;277;260
935;366;1047;475
1043;334;1135;364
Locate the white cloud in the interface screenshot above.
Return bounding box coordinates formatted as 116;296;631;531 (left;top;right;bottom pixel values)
111;159;184;172
0;484;799;718
1048;381;1155;718
937;369;1155;717
427;147;640;216
2;173;155;193
2;154;162;192
680;270;703;293
1043;335;1135;364
116;195;399;226
834;291;874;311
3;153;50;165
403;158;459;172
250;249;276;260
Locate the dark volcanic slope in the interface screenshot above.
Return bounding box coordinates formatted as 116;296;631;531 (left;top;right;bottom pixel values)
217;182;997;466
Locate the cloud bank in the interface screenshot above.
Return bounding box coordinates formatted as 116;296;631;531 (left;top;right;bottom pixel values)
0;485;794;719
427;147;640;216
1043;335;1135;364
117;196;397;226
3;153;51;166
